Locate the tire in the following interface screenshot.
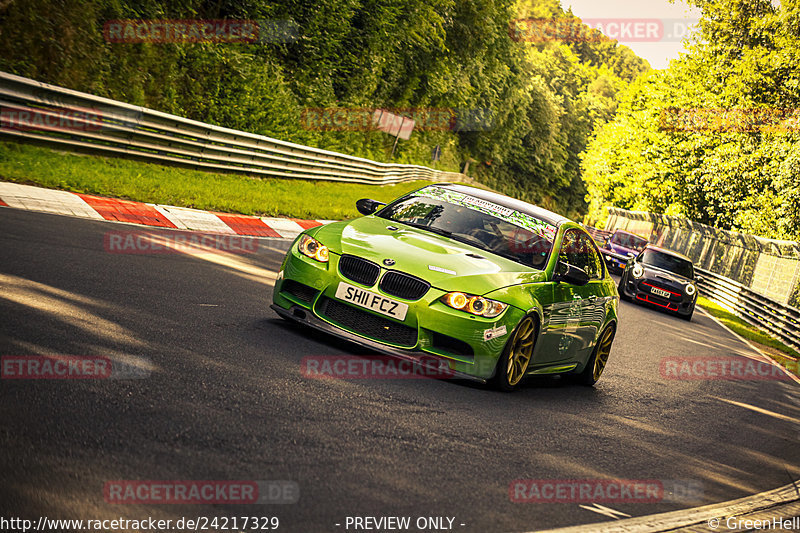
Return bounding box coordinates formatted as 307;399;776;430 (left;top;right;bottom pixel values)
571;325;615;386
680;307;694;321
617;276;632;302
489;315;539;392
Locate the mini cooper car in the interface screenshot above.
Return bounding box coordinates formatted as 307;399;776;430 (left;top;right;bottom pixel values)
618;245;700;320
271;184;619;390
600;230;648;274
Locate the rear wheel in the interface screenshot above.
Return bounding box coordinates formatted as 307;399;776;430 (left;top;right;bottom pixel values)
490;315;538;392
572;325;615;386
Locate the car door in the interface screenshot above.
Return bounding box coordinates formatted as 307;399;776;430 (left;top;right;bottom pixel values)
574;230;608;355
536;228;596;365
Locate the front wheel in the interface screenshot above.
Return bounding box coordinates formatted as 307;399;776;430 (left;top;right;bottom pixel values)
617;276;632;302
490;315;538;392
572;325;615;386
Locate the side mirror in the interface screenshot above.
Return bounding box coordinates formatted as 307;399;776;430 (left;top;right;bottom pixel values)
695;275;703;284
356;198;386;216
553;262;590;286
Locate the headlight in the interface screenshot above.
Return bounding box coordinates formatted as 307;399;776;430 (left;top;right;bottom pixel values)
685;283;696;296
631;264;644;278
442;292;508;318
298;234;329;262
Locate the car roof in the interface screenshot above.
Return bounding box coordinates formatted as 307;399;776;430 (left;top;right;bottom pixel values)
643;244;693;262
433;184;570;226
613;229;647;239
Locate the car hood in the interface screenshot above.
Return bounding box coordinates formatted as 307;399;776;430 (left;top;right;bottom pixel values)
642;264;693;287
313;216;547;294
607;243;638;257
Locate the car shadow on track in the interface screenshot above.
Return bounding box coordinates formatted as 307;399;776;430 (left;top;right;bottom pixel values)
260;316;605;395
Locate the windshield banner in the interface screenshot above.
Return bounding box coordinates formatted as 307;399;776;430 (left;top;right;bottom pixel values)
415;187;557;241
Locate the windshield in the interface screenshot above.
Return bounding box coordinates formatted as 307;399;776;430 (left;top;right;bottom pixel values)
640;249;694;279
378;194;555;270
610;231;648;251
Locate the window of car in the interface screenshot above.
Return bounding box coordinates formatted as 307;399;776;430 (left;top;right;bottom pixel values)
639;249;694;278
610;231;648;251
378;195;555;270
558;229;605;280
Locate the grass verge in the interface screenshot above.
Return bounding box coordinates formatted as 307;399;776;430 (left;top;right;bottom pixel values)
697;296;799;376
0;141;437;220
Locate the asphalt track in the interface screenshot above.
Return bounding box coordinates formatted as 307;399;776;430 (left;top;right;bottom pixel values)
1;208;799;532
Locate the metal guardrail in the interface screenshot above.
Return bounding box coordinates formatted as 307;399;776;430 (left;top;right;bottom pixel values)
696;267;800;356
583;224;800;356
582;225;611;244
0;71;469;185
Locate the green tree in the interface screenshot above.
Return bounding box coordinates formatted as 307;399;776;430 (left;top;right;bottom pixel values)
582;0;800;239
0;0;650;219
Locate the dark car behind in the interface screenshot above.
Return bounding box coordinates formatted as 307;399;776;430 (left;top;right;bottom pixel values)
618;245;700;320
600;230;648;274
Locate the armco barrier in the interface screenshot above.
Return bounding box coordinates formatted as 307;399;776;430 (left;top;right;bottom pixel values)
582;224;611;244
0;71;469;185
695;267;800;355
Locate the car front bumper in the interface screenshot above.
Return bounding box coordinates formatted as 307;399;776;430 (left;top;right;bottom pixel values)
620;276;695;316
601;250;630;272
271;246;526;380
270;303;489;383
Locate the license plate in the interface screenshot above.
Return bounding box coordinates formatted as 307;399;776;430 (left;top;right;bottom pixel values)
335;282;409;320
650;286;671;298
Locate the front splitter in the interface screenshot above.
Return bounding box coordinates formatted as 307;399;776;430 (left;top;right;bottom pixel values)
270;303;488;384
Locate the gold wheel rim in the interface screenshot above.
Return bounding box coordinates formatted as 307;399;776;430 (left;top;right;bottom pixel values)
506;317;536;386
592;327;614;381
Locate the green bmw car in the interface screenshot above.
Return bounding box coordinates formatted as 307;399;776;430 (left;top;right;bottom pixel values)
271;184;619;390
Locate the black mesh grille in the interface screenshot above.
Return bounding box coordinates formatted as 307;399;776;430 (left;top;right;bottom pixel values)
431;332;474;357
282;280;318;304
379;271;430;301
317;297;418;347
339;255;380;286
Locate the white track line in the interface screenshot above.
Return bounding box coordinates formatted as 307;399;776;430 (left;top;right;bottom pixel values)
696;306;800;385
529;480;800;533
